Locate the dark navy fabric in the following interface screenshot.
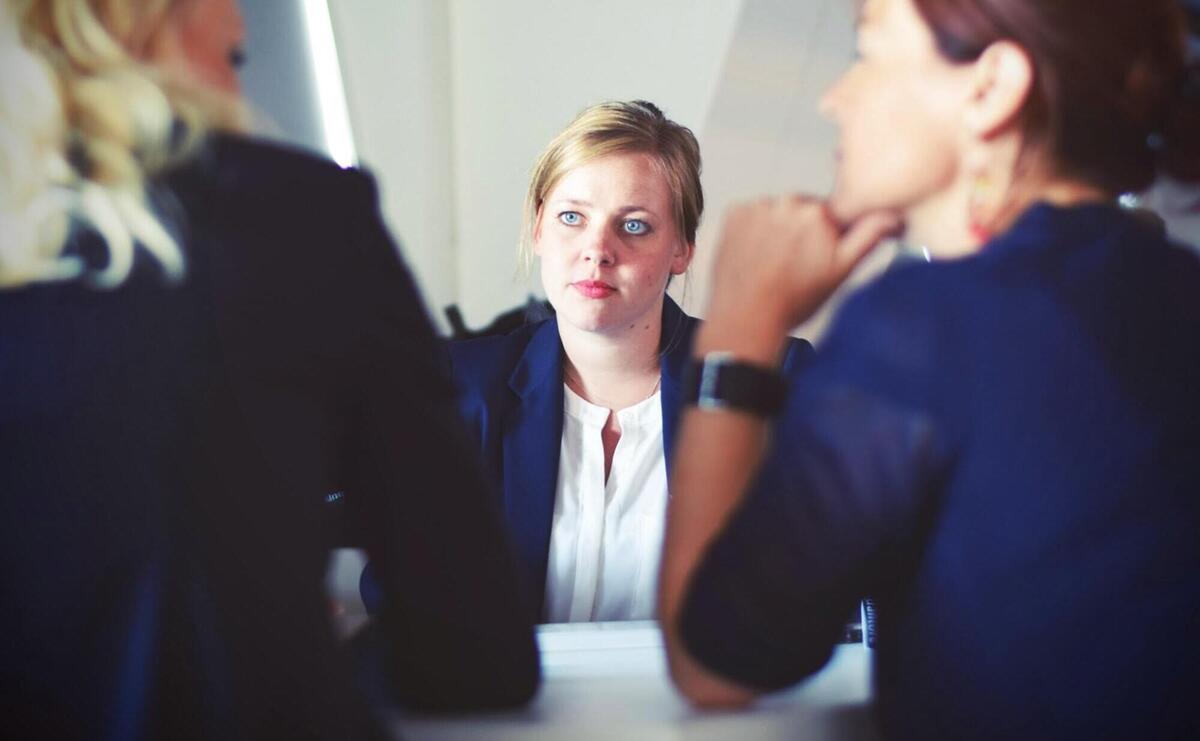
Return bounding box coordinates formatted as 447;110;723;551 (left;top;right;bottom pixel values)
447;298;815;619
680;203;1200;740
0;135;538;740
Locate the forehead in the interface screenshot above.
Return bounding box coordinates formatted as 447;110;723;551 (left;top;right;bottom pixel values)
858;0;939;54
547;152;673;209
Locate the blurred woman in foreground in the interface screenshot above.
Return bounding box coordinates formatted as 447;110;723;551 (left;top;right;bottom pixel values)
661;0;1200;738
0;1;537;738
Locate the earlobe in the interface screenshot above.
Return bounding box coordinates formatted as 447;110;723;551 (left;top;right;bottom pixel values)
671;242;696;274
964;40;1034;139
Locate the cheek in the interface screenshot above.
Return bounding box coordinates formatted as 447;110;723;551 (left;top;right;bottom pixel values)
633;244;679;289
537;239;574;288
177;27;239;92
835;82;960;216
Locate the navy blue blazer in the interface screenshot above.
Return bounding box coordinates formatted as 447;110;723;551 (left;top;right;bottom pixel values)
679;203;1200;740
1;135;538;740
448;297;814;618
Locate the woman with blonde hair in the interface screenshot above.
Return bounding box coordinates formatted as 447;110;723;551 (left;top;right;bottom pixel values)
661;0;1200;737
1;1;537;737
446;100;813;623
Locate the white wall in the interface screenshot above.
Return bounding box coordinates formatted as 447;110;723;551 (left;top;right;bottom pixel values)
328;1;458;327
445;0;745;328
325;0;875;335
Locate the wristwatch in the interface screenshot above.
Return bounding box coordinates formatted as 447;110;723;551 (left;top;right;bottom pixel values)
681;351;788;417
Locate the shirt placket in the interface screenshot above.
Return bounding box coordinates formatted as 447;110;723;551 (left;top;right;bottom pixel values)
568;408;607;621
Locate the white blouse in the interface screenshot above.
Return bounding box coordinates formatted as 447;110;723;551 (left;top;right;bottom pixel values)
542;384;668;623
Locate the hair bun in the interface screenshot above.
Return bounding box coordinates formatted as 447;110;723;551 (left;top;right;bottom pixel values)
631;100;665;119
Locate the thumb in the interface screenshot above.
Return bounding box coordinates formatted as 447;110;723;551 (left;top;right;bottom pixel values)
834;210;903;277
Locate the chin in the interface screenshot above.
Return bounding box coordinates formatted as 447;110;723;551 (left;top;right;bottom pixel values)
827;190;866;227
555;301;615;334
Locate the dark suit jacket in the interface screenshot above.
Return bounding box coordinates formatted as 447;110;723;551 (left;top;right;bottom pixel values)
680;203;1200;740
0;135;538;740
448;298;814;618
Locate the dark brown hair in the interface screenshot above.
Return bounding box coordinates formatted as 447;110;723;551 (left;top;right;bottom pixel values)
912;0;1200;192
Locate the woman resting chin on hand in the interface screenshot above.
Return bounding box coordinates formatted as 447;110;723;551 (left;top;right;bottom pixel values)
660;2;1200;740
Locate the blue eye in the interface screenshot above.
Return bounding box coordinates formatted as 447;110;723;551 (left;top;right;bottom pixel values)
622;219;650;235
558;211;582;226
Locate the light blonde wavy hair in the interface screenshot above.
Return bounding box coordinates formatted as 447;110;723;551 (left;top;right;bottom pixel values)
519;100;703;272
0;0;242;289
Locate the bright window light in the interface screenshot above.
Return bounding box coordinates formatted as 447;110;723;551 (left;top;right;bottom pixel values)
301;0;358;168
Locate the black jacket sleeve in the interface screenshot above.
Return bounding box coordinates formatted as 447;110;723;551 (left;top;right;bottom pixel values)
336;170;540;710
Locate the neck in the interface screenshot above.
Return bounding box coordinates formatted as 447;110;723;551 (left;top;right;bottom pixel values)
905;178;977;259
559;305;663;411
906;171;1110;259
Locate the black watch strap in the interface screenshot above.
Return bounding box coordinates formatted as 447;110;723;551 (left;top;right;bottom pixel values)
681;352;787;417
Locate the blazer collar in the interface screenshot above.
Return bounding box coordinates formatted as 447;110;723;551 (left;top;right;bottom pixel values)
500;298;696;617
659;296;696;472
508;315;563;400
502;316;565;618
508;297;693;398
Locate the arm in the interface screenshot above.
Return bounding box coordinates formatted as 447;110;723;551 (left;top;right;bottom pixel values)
659;316;788;706
660;197;899;706
339;171;539;711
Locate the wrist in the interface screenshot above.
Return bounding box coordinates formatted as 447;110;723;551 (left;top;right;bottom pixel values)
682;351;788;417
694;314;791;367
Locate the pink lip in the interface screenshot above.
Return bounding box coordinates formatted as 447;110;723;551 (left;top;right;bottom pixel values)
572;280;616;298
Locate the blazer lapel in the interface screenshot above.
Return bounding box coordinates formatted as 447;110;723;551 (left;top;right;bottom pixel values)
659;297;698;475
503;318;565;617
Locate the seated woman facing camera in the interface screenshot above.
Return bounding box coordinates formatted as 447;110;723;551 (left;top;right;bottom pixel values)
661;0;1200;738
452;101;812;622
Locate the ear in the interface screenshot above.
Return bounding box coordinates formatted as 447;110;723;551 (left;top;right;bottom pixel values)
963;40;1034;140
670;240;695;275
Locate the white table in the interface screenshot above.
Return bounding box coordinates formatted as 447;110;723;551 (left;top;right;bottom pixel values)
388;621;880;740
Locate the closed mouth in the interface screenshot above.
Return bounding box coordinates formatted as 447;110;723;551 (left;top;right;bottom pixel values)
571;280;617;297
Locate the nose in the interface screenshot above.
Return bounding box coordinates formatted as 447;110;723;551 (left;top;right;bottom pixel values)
580;226;616;266
818;70;848;120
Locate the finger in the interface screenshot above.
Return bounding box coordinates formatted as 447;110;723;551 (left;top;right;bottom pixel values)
835;210;903;275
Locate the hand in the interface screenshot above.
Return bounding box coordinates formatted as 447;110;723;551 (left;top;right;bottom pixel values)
707;196;901;336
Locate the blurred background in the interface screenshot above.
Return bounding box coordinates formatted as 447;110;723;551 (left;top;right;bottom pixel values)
241;0;1200;339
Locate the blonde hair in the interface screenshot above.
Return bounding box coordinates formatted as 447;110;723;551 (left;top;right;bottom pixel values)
519;100;703;271
0;0;242;289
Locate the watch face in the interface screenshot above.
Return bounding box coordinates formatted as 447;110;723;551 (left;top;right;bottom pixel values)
685;354;787;416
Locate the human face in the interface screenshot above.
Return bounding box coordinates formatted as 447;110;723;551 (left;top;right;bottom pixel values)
153;0;246;94
534;152;693;337
819;0;971;224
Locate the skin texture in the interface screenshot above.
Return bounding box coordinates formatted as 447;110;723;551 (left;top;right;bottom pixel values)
820;0;968;230
659;0;1107;709
535;151;692;341
150;0;246;94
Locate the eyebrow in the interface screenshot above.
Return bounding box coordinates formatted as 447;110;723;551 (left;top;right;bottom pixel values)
548;198;660;216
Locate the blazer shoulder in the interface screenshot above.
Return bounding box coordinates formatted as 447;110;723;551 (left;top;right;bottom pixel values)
166;133;376;207
448;321;547;395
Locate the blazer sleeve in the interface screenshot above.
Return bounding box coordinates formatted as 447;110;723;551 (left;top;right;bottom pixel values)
678;274;952;691
335;170;540;710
